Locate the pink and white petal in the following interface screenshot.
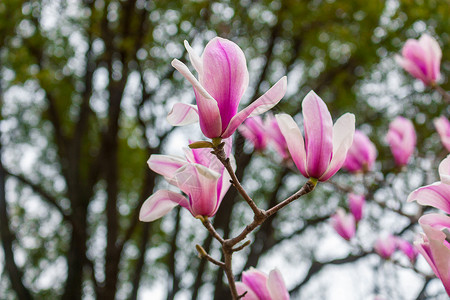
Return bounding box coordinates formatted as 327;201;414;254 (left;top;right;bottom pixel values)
236;282;259;300
439;155;450;185
267;269;290;300
407;182;450;214
395;55;428;84
173;164;220;217
184;40;203;75
248;77;288;118
420;34;442;82
242;269;271;300
319;113;355;182
419;214;450;231
420;223;450;295
275;114;307;177
167;103;199;126
171;59;222;138
201;37;249;130
139;190;188;222
221;76;287;139
302;91;334;178
147;155;188;179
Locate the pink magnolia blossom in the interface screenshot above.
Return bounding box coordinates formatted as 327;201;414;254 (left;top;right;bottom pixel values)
374;234;397;260
395;34;442;86
139;140;233;221
415;214;450;296
434;116;450;152
330;208;356;241
168;37;287;139
348;193;365;222
276;91;355;181
235;268;290;300
395;237;418;262
238;116;267;151
343;130;377;173
386;116;416;166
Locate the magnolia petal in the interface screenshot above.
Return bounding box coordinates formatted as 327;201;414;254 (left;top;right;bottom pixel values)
201;37;249;131
434;116;450;152
275;114;307;177
319;113;355;181
439;155;450;185
267;269;290;300
396;53;428;84
419;222;450;295
419;213;450;230
184;40;203;75
147;155;188;179
172;164;220;217
242;269;272;300
171;59;222;138
139;190;187;222
407;182;450;214
235;282;259;300
302;91;334;178
221;76;287;139
167;103;199;126
420;34;442;83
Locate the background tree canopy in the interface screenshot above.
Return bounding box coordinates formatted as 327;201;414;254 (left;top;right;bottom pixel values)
0;0;449;299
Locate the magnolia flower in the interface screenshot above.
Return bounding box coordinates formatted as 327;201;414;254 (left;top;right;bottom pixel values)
395;237;418;263
330;208;356;241
348;193;365;222
374;234;397;259
276;91;355;181
168;37;287;139
434;116;450;152
386;116;416;166
139;140;233;221
415;214;450;296
238;116;267;151
236;268;290;300
395;34;441;86
343;130;377;173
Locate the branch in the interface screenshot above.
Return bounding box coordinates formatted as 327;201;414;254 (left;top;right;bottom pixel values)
5;170;70;221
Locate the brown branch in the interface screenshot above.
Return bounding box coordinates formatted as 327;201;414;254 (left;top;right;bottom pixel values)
433;84;450;103
200;216;225;245
195;245;225;268
212;141;263;218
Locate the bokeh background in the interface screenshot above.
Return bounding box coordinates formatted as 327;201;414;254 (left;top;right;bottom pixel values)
0;0;449;299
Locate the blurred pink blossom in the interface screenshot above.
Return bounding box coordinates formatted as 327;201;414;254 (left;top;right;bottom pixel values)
238;116;268;151
331;208;356;241
386;116;416;166
395;237;418;262
348;193;365;222
434;116;450;152
343;130;377;173
395;34;441;86
374;234;396;259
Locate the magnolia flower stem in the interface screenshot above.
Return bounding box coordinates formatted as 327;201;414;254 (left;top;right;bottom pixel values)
433;84;450;103
212;142;263;217
200;217;225;244
195;244;225;267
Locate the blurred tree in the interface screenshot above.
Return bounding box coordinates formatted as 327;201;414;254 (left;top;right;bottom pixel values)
0;0;448;299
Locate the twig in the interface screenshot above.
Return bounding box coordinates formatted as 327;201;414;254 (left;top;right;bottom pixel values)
433;84;450;103
195;245;225;268
212;141;263;218
199;216;225;244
